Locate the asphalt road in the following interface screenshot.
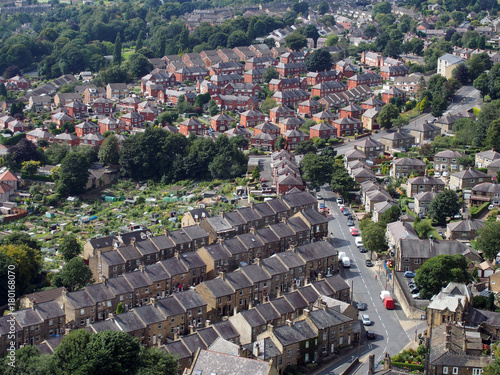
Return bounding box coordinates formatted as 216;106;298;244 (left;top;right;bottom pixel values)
316;186;427;375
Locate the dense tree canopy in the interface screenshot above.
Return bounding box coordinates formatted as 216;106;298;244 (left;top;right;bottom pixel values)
428;190;461;225
305;48;333;72
476;221;500;260
415;254;471;299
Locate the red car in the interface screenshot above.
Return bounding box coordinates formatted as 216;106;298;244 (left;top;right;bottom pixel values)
350;227;358;236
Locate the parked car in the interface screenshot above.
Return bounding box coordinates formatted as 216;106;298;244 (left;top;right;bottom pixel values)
347;219;354;226
365;259;373;267
356;302;368;311
336;197;343;204
347;215;353;221
220;196;228;203
350;227;358;236
355;238;363;247
434;172;441;178
343;209;350;216
404;271;416;278
359;246;367;253
362;314;371;326
412;293;421;299
366;330;376;340
317;194;322;199
442;171;449;177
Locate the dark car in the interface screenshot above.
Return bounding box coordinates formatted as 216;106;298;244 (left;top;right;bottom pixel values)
365;259;373;267
366;330;376;340
356;302;368;311
220;196;228;203
343;209;349;216
347;215;353;220
359;246;367;253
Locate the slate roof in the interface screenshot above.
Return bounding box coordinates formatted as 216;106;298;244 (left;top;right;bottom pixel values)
399;239;468;259
189;349;272;375
200;278;235;298
307;308;352;329
273;320;317;346
447;219;485;233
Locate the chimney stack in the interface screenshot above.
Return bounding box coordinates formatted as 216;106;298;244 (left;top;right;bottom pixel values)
267;323;274;333
368;354;375;375
253;343;260;358
219;271;226;280
205;319;211;327
384;352;391;370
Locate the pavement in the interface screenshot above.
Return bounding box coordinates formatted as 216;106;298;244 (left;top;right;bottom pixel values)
313;187;428;375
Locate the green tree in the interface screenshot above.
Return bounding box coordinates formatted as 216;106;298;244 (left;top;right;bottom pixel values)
378;103;400;129
128;53;153;79
414;254;471;299
53;329;92;373
484;358;500;375
467;53;492;81
294;140;316;155
227;30;248;48
300;153;334;188
98;135;120;165
139;347;179;375
318;1;329;15
452;64;469;84
0;244;42;295
361;221;388;259
391;116;409;130
431;95;448;118
414;219;434;239
364;25;378;39
53;257;93;291
0;82;7;98
208;99;219;116
3;345;57;375
372;1;392;17
135;33;143;52
325;35;339;47
473;73;489;99
305;48;333;72
476;221;500;260
59;234;82;262
56;152;91;196
275;135;286;150
330;164;355;197
116;302;125;314
380;205;401;225
0;232;41;250
285;32;307;51
485;119;500;151
263;67;279;83
21;160;40;178
428;190;460;225
260;97;278;114
113;34;122;65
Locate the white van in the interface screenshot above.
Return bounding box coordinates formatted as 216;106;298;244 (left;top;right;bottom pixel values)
355;238;363;247
338;251;346;260
380;291;390;300
342;257;351;268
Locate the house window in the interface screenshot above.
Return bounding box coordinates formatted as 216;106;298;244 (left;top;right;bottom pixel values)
453;368;458;374
288;350;292;357
414;259;421;265
305;353;309;362
473;369;482;375
306;341;309;348
403;258;410;263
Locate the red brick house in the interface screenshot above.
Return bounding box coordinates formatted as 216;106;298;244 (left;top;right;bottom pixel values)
297;100;320;118
340;104;364;119
335;60;355;78
84;87;106;104
54;131;79;147
361;97;385;110
174;67;209;83
75;121;100;137
332;117;363;137
197;80;221;95
310;81;348;98
361;51;383;67
283;128;307;150
210;113;235;132
306;70;343;86
244;56;276;70
254;121;280;137
251;132;276;151
381;87;406;104
64;101;86;118
223;83;261;97
79;133;105;148
106;83;129;99
347;73;382;89
26;128;54;143
224;125;252;140
312;111;337;124
140;69;175;95
217;49;240;63
209;62;244;76
275;62;307;78
233;46;256;61
380;65;410;80
210;73;244;87
51;113;74;128
309;123;336;140
244;69;267;84
120;112;145;129
240;109;265;128
92;97;114;115
212;95;258;112
268;78;306;92
179;117;206;136
98;117;126;134
120;96;142;112
7;120;29;133
138;105;158;122
158;90;196;106
273;89;309;108
276;173;304;195
8;75;29;90
278;116;304;134
269;105;294;123
279;51;306;64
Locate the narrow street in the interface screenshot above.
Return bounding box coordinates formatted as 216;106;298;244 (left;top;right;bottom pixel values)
315;186;427;375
